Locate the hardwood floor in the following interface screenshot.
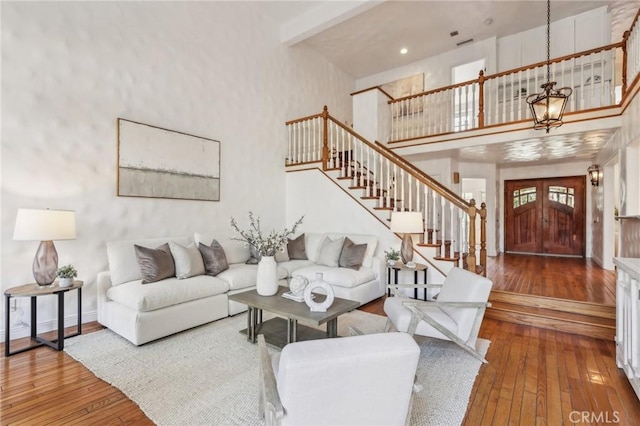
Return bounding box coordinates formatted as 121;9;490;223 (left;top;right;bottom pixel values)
486;253;616;305
2;255;637;425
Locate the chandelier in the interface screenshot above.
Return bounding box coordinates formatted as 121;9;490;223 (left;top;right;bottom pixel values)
526;0;572;133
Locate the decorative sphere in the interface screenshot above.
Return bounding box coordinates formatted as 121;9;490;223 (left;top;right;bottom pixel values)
289;276;309;295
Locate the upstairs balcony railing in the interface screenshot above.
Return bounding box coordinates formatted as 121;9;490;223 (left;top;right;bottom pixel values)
389;8;640;142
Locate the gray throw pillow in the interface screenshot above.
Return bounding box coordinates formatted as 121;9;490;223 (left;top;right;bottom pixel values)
134;243;175;284
339;237;368;270
316;236;345;268
246;246;262;264
199;240;229;276
287;234;307;260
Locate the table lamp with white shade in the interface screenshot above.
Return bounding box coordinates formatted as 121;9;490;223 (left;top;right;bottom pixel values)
390;211;424;267
13;208;77;287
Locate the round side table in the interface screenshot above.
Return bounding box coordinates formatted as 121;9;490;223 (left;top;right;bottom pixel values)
4;280;83;357
387;262;428;300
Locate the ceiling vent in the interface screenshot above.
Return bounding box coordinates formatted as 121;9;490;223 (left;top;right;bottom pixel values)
456;38;474;47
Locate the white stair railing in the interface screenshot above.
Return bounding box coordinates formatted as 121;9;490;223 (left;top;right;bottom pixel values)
285;107;487;274
388;38;629;141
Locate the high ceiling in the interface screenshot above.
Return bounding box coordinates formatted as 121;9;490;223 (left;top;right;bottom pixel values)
270;1;639;80
266;1;639;167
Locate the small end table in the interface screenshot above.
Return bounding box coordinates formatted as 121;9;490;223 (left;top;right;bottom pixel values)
387;261;428;300
4;281;83;357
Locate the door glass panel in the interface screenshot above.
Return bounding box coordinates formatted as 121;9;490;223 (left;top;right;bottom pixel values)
548;186;574;208
513;186;535;207
549;186;567;193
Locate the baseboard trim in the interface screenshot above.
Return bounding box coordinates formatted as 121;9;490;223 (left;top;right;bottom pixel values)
1;310;97;341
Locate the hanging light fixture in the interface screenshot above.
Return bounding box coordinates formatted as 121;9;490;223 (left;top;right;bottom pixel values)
526;0;572;133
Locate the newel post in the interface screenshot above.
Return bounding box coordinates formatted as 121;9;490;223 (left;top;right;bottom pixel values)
467;199;477;273
321;105;329;171
477;70;485;128
479;202;487;276
622;31;629;99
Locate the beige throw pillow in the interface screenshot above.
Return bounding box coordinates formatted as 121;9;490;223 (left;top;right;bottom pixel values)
169;242;206;279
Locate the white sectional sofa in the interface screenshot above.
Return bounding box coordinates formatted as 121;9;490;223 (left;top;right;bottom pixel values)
97;232;385;345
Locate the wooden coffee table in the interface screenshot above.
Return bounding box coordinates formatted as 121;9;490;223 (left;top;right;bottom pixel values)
228;286;360;348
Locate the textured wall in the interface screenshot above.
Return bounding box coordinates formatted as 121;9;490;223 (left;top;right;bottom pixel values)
1;1;354;336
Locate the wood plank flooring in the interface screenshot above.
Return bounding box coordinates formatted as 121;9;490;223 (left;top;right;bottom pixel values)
486;253;616;305
2;255;637;425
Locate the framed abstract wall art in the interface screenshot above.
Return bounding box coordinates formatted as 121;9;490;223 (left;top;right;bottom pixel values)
117;118;220;201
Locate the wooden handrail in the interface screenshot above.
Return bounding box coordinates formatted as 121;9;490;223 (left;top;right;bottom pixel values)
483;42;623;82
323;113;470;211
372;141;470;211
389;77;480;104
389;41;623;106
285;112;323;126
350;86;394;100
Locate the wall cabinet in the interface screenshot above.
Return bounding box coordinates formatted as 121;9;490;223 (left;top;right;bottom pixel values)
496;6;609;74
614;257;640;401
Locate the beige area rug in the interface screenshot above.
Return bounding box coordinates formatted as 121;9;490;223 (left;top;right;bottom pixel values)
65;310;489;425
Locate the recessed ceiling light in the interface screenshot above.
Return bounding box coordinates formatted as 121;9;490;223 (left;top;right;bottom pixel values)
400;47;408;55
484;18;493;26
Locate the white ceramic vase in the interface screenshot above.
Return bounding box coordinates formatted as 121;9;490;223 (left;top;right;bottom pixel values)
256;256;278;296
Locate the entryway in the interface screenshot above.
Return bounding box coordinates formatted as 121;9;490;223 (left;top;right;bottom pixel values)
505;176;586;256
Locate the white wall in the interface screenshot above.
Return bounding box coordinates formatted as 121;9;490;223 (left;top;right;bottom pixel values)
499;162;593;255
1;1;354;337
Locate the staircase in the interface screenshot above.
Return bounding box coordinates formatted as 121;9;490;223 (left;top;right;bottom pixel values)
286;106;488;276
486;290;615;340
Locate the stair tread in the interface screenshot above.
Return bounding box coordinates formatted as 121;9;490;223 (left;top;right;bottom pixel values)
489;301;615;328
489;290;615;319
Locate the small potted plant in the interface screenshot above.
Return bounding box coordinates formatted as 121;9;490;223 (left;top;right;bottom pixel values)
56;265;77;288
384;248;401;266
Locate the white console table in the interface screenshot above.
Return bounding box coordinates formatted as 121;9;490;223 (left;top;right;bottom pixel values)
614;257;640;400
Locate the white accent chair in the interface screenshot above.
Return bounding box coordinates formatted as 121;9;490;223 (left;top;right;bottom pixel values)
383;267;493;363
258;332;420;426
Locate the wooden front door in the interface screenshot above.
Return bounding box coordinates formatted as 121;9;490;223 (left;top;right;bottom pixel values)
505;176;585;256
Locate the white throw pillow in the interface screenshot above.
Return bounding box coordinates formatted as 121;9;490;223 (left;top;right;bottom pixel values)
169;242;205;279
316;236;345;268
